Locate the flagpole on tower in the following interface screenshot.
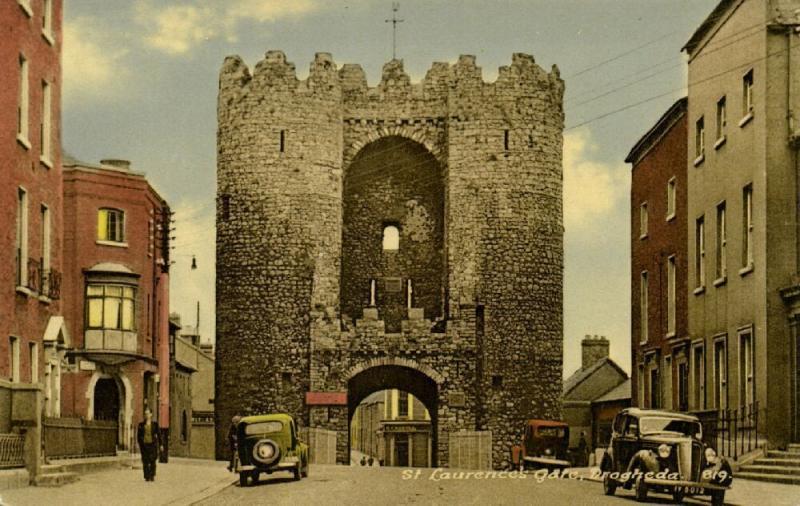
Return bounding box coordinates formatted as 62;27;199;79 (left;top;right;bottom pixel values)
385;2;404;60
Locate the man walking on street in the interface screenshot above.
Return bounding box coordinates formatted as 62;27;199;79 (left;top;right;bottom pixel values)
137;407;161;481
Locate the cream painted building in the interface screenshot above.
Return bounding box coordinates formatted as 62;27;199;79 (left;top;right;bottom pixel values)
350;389;432;467
685;0;800;447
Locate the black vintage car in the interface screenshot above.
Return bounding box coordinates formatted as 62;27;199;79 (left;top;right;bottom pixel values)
600;408;732;505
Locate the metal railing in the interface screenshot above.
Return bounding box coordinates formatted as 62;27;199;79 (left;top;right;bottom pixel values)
14;253;61;299
0;434;26;469
692;401;764;461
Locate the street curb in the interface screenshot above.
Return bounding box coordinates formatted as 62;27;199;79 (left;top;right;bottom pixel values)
166;476;237;506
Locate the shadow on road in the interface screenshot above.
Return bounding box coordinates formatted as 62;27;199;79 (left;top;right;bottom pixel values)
238;475;297;488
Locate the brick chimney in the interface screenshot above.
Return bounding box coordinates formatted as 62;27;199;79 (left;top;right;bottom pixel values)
581;334;610;369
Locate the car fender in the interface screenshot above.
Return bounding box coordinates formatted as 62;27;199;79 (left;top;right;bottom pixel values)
600;450;614;472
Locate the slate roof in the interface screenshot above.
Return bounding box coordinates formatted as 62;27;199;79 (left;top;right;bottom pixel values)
593;378;631;403
562;357;628;399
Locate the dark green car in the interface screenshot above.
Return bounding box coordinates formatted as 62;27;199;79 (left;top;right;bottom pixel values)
234;413;309;486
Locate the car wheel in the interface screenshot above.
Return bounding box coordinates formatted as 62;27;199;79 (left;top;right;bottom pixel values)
239;472;248;487
301;460;309;478
602;474;616;496
634;474;648;502
672;489;684;504
293;463;301;481
711;490;725;506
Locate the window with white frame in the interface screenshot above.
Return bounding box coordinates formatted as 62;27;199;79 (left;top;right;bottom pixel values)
663;356;673;410
97;208;125;243
716;96;727;141
9;337;20;383
86;284;136;331
638;364;645;407
696;216;705;288
17;0;32;17
16;188;29;287
640;271;649;343
640;202;648;238
713;338;727;410
692;344;705;410
40;80;52;164
695;116;705;159
666;177;676;219
667;255;676;336
41;204;51;291
18;54;29;145
42;0;54;42
739;329;754;408
649;364;660;409
716;202;727;280
742;69;754;117
29;342;38;383
742;184;753;269
677;360;689;411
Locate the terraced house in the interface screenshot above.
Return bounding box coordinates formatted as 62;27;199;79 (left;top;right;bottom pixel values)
0;0;64;481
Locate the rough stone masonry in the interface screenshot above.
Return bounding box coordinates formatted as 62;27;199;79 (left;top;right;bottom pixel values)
215;50;564;469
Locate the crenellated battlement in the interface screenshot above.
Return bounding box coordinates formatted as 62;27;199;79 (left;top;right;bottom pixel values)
218;50;564;107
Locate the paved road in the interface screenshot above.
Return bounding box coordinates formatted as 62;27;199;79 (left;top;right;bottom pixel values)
197;465;743;506
0;458;233;506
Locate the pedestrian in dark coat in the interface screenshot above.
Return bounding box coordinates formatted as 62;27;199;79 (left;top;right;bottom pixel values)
227;415;241;472
137;407;161;481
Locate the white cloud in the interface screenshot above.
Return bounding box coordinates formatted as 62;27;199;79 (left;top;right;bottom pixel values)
563;128;628;231
62;17;129;105
138;0;322;55
143;4;217;56
169;199;216;343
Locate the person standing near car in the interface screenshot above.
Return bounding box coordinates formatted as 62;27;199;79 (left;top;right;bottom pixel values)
137;407;161;481
227;415;242;471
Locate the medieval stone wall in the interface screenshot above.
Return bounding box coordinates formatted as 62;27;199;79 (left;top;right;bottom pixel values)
216;50;564;468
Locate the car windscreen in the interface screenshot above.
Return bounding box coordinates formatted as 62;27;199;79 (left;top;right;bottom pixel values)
639;417;701;438
537;426;566;438
244;421;283;435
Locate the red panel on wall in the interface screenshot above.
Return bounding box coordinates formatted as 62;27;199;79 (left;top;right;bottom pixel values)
305;392;347;405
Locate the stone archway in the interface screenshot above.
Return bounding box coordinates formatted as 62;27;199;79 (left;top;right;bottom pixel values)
341;135;446;332
347;361;441;467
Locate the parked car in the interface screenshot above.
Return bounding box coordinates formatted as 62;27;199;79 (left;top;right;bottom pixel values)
234;413;309;487
599;408;732;505
511;420;571;471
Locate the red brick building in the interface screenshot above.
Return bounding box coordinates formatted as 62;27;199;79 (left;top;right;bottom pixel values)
627;97;690;412
0;0;64;475
60;157;171;452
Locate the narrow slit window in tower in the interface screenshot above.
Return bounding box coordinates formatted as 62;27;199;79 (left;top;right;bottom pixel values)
383;225;399;251
280;130;285;153
504;129;509;151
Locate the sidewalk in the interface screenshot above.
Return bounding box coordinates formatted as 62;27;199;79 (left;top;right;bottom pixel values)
0;458;234;506
571;466;800;506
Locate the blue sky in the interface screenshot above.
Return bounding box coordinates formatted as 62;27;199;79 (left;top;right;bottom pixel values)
61;0;720;377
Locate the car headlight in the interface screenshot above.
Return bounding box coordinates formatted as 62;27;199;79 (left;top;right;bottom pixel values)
705;447;718;464
658;444;671;459
544;448;552;456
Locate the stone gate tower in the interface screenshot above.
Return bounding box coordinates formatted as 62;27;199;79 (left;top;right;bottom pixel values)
215;50;564;468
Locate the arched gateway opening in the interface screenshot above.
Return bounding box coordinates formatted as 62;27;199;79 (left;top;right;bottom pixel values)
348;365;438;467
